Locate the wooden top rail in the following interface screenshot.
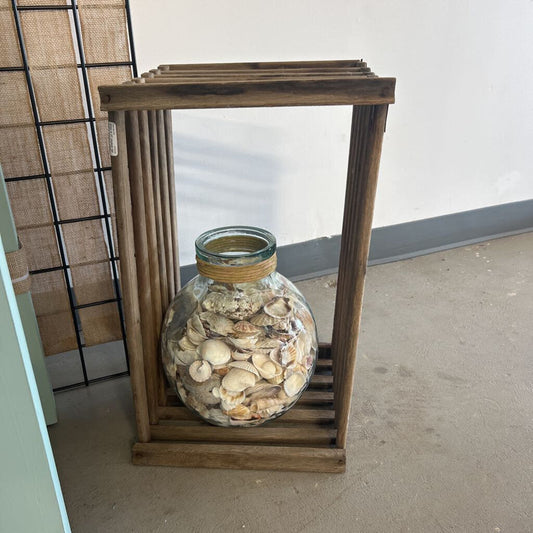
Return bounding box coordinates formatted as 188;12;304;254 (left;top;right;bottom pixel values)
98;59;395;111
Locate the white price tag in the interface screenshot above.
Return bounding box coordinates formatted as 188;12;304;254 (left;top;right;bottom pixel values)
108;121;118;156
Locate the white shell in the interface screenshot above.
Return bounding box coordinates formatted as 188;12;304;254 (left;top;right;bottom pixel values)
199;311;234;336
228;336;258;350
198;339;232;365
249;313;278;327
228;360;260;378
214;386;246;410
188;360;212;383
222;368;257;392
231;349;252;361
232;320;261;337
252;353;283;380
178;335;197;351
263;297;292;319
283;372;306;397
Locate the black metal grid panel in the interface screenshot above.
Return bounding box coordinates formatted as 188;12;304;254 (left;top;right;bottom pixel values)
6;0;138;392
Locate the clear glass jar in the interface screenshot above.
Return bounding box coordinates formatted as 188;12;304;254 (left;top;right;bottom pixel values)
161;226;318;427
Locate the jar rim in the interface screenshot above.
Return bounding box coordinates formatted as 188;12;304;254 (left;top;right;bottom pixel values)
195;226;276;266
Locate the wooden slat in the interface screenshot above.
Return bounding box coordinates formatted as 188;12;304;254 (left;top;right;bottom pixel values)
159;59;366;70
164;109;180;291
125;111;158;424
154;67;370;75
140;73;375;84
156;109;175;301
148;110;169;313
150;425;336;446
99;77;396;111
157;406;335;425
316;358;332;369
331;104;388;448
132;441;346;472
108;110;150;442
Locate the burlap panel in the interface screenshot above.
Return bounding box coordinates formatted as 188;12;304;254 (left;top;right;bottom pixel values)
1;2;132;355
79;5;129;64
31;270;78;354
0;7;22;68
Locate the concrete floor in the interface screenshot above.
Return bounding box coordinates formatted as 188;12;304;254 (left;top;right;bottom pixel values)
48;233;533;533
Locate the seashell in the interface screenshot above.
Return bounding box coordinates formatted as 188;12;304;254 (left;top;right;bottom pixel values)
244;383;281;403
213;366;230;376
222;368;257;392
231;349;252;361
180;369;220;393
199;311;234;336
225;404;253;420
178;335;198;351
250;396;286;412
296;308;316;335
267;373;284;385
281;342;298;365
175;350;199;365
202;291;263;321
208;283;230;293
227;336;258;350
263;297;292;319
232;320;261;337
188;360;212;382
186;317;207;345
197;339;232;365
228;360;260;378
213;386;246;409
252;353;283;380
249;313;278;327
284;372;306;397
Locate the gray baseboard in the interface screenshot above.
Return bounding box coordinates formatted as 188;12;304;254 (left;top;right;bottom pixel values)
180;199;533;284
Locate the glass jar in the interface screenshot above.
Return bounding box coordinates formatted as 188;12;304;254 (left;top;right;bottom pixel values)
161;226;318;427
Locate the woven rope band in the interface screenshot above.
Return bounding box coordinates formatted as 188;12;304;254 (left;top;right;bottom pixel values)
196;253;277;283
6;243;31;295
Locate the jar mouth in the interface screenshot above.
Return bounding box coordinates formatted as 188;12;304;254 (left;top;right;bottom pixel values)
195;226;276;266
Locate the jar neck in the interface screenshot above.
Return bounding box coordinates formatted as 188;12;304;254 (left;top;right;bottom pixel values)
195;226;277;283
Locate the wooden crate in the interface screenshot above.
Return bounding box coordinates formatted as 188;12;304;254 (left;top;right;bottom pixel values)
99;60;395;473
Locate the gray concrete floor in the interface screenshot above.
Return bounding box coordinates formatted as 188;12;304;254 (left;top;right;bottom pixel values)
48;233;533;533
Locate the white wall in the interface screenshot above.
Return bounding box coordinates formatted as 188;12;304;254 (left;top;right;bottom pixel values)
130;0;533;264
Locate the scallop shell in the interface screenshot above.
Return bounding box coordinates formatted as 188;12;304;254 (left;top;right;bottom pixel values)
222;368;257;392
225;404;253;420
175;350;199;365
232;320;261;337
249;313;278;327
283;372;306;397
252;353;283;380
199;311;234;336
186;316;207;345
281;342;298;365
197;339;232;365
228;360;260;378
213;386;246;410
267;374;284;385
188;360;212;383
263;297;292;319
178;335;198;351
231;349;252;361
228;336;259;350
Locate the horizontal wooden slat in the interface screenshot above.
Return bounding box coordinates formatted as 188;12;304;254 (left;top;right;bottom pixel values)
140;73;375;84
132;442;346;472
159;59;366;71
99;77;395;111
157;406;335;425
150;424;336;446
149;67;373;78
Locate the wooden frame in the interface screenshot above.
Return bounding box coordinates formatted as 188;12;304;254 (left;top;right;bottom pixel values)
99;60;395;473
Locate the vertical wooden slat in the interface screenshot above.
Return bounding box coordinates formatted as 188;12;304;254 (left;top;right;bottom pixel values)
125;111;158;425
156;109;176;302
331;104;388;448
108;110;150;443
164;109;180;291
148;110;169;313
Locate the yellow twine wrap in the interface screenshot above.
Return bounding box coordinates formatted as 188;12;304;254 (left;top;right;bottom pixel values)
196;253;277;283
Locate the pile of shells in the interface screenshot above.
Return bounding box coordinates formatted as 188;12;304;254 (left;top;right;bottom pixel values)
163;282;317;427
